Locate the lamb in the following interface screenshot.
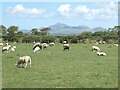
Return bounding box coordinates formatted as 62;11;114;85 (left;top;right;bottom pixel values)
15;56;31;68
63;44;69;51
97;51;106;56
92;46;100;52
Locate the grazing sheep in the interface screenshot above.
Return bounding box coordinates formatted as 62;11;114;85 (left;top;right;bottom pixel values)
63;41;67;44
5;42;9;46
33;41;36;44
95;42;99;45
113;44;118;47
102;41;106;44
97;51;106;56
63;44;69;51
0;43;3;46
15;56;31;68
33;46;41;53
33;42;42;50
11;46;16;52
33;42;42;53
49;42;55;46
2;45;11;52
42;43;48;49
98;41;102;44
92;46;100;52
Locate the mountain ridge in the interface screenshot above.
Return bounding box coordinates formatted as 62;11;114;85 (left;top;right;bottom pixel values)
21;23;107;35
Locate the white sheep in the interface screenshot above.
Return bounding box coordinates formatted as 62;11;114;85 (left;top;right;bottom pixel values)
42;43;48;49
102;41;106;44
33;46;41;53
15;56;32;68
92;46;100;52
63;44;69;51
11;46;16;52
2;45;11;52
33;42;42;53
5;42;9;46
63;41;67;44
33;42;41;47
49;42;55;46
97;51;106;56
95;42;99;45
0;43;3;46
113;44;118;47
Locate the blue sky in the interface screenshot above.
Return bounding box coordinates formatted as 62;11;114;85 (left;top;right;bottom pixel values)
1;1;118;30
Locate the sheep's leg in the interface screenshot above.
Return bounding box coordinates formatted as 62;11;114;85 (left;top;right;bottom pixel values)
29;61;31;67
24;63;27;68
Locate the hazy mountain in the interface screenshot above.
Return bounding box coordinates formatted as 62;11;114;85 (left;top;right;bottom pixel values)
92;27;107;32
49;23;107;35
21;23;107;35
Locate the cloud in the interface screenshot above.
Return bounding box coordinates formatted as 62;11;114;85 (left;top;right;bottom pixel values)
6;4;49;18
57;4;73;17
75;5;89;14
57;1;117;20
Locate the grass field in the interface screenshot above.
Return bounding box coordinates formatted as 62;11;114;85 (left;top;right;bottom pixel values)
2;43;118;88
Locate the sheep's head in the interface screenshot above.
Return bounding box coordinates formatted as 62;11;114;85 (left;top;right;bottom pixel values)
15;57;23;68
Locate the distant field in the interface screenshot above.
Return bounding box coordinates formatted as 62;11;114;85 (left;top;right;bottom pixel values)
2;43;118;88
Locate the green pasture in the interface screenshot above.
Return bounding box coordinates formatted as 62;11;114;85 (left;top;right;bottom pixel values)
2;43;118;88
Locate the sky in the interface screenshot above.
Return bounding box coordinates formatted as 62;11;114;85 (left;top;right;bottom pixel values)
1;1;119;30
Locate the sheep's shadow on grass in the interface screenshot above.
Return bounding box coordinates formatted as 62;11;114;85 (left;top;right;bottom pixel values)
6;56;13;58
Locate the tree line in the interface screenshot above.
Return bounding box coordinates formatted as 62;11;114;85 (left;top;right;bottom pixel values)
0;25;119;44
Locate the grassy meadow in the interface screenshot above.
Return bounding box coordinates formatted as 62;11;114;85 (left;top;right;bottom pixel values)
2;43;118;88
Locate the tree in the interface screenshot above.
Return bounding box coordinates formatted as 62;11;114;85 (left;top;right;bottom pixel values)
40;27;51;35
31;28;39;35
7;26;18;36
7;26;18;41
0;24;7;36
79;31;92;39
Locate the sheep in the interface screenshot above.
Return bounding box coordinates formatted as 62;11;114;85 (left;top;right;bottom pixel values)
102;41;106;44
98;41;102;44
33;46;41;53
11;46;16;52
49;42;55;46
2;45;11;52
42;43;48;49
5;42;9;46
33;41;36;44
96;51;106;56
113;44;118;47
33;42;41;47
15;56;32;68
33;42;42;50
33;42;42;53
63;44;69;51
0;43;3;46
92;46;100;52
95;42;99;45
63;41;67;44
